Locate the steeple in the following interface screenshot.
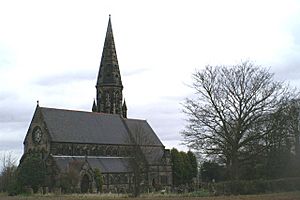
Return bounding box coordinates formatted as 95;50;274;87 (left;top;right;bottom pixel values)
96;15;122;87
93;15;126;116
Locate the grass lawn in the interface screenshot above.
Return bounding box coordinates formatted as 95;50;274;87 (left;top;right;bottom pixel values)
0;191;300;200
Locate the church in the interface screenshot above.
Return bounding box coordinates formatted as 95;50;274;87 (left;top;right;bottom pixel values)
21;16;172;193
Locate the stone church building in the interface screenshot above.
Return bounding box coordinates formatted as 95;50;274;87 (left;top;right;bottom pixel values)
21;16;172;193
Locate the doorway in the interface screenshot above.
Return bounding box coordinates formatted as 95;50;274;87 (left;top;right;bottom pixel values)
81;174;90;193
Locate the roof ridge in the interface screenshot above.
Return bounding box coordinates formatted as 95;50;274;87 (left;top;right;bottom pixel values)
40;106;123;117
124;117;146;122
40;106;147;120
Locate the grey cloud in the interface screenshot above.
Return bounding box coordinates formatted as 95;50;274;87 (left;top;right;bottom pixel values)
0;91;17;102
34;70;96;86
0;140;23;151
287;14;300;47
143;101;182;116
0;114;25;124
123;68;150;76
272;18;300;82
155;96;183;105
130;104;181;120
0;121;28;158
272;57;300;82
0;104;33;123
129;100;185;147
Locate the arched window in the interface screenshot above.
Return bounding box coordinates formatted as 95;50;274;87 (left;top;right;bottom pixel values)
98;146;104;155
121;174;128;183
106;147;112;156
112;147;118;156
115;175;121;184
119;147;124;156
102;175;107;184
109;174;114;184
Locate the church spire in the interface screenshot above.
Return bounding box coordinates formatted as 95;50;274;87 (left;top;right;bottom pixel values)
96;15;122;87
94;15;126;116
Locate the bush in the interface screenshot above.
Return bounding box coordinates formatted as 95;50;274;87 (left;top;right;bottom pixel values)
214;177;300;195
94;168;103;193
7;176;23;196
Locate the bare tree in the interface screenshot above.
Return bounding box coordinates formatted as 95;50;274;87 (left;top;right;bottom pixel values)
59;160;82;193
182;61;293;180
0;152;17;192
127;123;156;196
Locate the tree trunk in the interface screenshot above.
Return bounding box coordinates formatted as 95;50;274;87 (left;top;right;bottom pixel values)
230;150;239;181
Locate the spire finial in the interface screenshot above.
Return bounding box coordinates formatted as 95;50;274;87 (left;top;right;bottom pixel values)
92;99;97;112
37;100;39;107
122;99;127;118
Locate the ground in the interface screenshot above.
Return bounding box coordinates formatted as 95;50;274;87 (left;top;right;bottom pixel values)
0;192;300;200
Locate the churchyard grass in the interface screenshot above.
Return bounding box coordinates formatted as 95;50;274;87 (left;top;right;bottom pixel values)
0;191;300;200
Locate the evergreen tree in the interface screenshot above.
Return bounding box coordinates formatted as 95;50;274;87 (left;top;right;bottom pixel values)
200;161;225;182
17;154;46;193
171;148;198;186
187;151;198;181
171;148;181;186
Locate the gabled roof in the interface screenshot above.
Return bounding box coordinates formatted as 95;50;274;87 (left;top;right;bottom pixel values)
37;107;164;148
40;107;132;145
124;118;163;146
140;146;165;164
123;118;165;164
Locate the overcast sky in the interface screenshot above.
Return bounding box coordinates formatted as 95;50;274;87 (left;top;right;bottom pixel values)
1;0;300;163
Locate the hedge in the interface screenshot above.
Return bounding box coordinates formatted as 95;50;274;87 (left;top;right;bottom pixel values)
213;177;300;195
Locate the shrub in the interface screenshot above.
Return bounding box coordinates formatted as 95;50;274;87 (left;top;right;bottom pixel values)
214;177;300;195
94;168;103;193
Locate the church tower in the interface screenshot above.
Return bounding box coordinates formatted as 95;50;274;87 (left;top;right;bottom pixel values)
93;15;127;118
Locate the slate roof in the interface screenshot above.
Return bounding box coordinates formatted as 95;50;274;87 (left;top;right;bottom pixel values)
39;107;164;148
40;107;132;145
123;118;165;164
87;157;131;173
124;118;163;146
52;155;132;173
140;146;164;164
